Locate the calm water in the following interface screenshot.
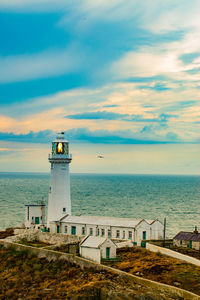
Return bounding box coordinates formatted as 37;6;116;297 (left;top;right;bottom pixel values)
0;172;199;237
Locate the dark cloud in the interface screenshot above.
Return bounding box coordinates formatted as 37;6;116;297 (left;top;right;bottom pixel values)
65;111;175;123
0;130;54;143
0;128;178;145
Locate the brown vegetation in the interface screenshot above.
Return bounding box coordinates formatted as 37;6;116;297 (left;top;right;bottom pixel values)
19;237;51;248
0;228;14;239
169;246;200;260
107;247;200;296
0;245;180;300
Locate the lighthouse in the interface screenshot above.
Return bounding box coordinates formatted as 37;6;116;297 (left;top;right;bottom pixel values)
47;132;72;227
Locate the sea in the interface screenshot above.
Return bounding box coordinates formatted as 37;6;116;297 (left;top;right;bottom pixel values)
0;172;199;238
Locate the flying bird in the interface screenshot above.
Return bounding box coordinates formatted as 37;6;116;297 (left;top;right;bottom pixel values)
97;155;104;159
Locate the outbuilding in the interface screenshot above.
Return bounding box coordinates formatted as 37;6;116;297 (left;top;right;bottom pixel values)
80;235;117;263
25;203;45;228
173;227;200;250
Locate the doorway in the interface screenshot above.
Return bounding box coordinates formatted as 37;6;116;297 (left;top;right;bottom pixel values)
35;217;39;225
106;247;110;259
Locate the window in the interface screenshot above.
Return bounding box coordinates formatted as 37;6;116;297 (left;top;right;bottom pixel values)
128;231;132;240
27;207;29;220
122;231;125;239
63;208;66;213
116;230;120;238
180;240;182;245
96;228;99;236
108;229;111;238
142;231;146;240
101;229;105;236
82;227;86;235
64;226;68;233
89;228;93;236
40;216;43;220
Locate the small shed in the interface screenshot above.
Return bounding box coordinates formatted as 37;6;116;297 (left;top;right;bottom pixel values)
25;203;45;228
173;227;200;250
80;236;117;263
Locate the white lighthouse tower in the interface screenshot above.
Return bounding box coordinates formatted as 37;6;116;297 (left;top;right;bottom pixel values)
47;132;72;227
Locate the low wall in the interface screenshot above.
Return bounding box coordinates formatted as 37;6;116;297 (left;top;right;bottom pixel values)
146;243;200;267
10;228;81;245
115;240;133;248
0;240;199;300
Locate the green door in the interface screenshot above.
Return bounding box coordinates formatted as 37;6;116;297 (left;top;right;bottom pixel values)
35;217;39;225
106;247;110;259
71;226;76;235
57;225;60;233
143;231;146;240
189;240;192;249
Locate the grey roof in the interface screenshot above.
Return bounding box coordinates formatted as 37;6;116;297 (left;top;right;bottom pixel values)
80;236;114;248
173;231;200;242
60;215;154;228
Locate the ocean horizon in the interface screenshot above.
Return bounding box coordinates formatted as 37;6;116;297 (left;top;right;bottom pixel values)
0;172;199;238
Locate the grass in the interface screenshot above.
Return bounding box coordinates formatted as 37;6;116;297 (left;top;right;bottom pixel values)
106;247;200;296
19;237;50;248
0;246;184;299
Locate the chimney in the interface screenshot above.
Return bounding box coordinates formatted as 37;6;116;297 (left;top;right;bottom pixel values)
194;226;198;234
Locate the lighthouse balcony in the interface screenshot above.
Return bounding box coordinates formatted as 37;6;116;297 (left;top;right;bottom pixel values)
48;153;72;162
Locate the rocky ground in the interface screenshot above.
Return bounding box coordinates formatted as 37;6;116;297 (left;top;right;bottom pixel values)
0;245;183;300
0;228;14;239
106;247;200;296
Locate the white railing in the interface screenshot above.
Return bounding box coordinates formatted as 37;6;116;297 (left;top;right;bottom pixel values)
48;153;72;160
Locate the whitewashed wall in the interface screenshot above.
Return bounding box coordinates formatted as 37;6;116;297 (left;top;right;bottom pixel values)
58;222;137;242
135;221;150;245
100;240;116;259
47;162;71;226
80;247;101;263
151;221;164;240
50;220;164;245
25;206;45;228
146;243;200;267
192;241;200;250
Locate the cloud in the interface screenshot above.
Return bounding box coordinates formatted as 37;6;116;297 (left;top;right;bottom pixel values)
0;0;69;12
65;111;175;123
0;46;84;83
137;83;171;92
0;80;199;143
0;130;54;143
0;128;178;145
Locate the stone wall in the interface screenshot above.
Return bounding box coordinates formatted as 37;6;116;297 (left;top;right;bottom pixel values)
146;242;200;267
115;240;133;248
9;228;82;246
0;239;199;300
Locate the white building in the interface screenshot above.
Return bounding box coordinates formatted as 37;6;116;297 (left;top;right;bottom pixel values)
80;236;117;263
25;203;45;228
47;132;72;227
50;215;164;246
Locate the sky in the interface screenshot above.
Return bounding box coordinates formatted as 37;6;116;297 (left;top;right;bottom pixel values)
0;0;199;174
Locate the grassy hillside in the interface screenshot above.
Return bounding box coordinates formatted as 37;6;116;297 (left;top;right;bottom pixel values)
108;247;200;296
0;245;182;300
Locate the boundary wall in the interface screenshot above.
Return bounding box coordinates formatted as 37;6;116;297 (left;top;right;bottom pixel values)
146;243;200;267
0;239;199;300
